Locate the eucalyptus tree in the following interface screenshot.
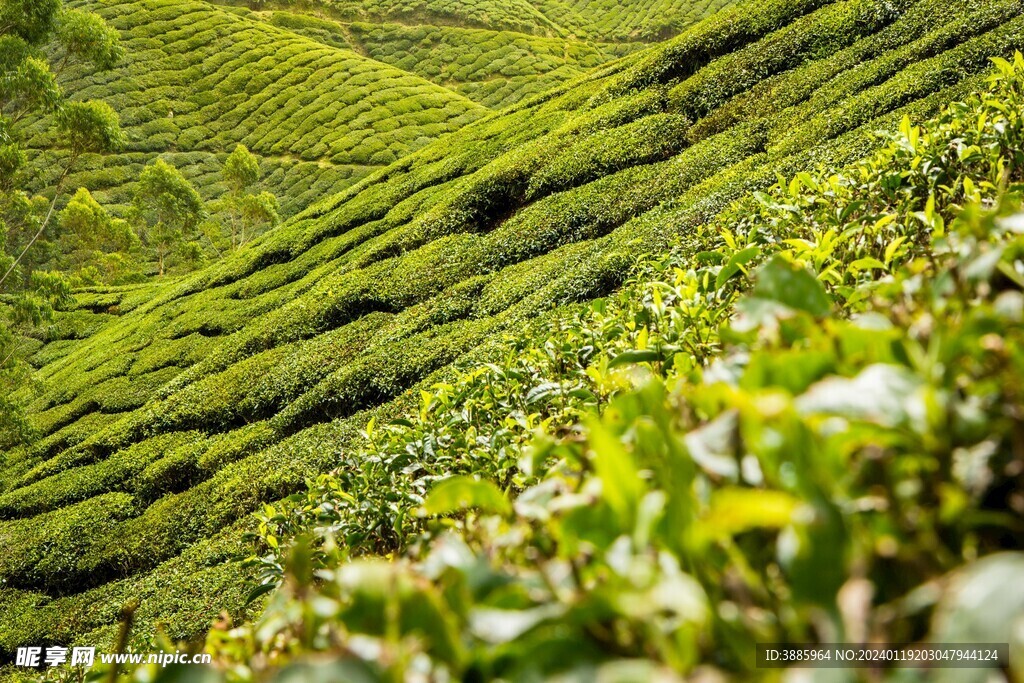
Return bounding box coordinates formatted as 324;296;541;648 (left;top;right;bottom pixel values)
58;187;140;284
1;0;123;445
221;144;279;250
133;159;205;277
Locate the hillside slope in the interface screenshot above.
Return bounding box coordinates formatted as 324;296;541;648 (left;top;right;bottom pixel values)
265;12;641;108
274;0;735;41
226;0;741;109
532;0;738;40
25;0;488;217
3;0;1024;658
177;59;1024;678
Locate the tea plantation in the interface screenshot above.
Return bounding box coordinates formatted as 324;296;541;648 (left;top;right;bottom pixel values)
22;0;745;221
23;0;489;218
294;18;640;108
223;0;739;109
262;0;737;41
219;59;1024;679
2;0;1024;679
533;0;739;41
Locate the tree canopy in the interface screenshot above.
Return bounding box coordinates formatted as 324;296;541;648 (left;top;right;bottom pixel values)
0;0;123;445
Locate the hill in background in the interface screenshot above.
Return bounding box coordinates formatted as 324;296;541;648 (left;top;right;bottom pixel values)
26;0;489;219
262;11;640;108
241;0;738;107
263;0;736;41
3;0;1024;665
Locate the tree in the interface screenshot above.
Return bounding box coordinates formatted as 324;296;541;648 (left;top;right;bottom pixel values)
1;4;124;289
133;159;205;276
1;2;124;287
53;8;123;74
224;143;260;194
1;101;123;287
59;187;140;284
221;144;278;249
238;190;279;245
1;0;123;446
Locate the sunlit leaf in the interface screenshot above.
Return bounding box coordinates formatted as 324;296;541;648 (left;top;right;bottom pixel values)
715;245;760;290
586;419;642;525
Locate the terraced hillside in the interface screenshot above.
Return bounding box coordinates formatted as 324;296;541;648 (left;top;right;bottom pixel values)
265;12;641;107
536;0;738;40
231;0;739;109
25;0;740;223
3;0;1024;664
24;0;488;217
167;0;745;115
269;0;735;41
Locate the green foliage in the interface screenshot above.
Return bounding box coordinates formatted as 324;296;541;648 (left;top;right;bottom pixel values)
215;145;280;251
0;337;35;449
209;56;1024;680
0;0;61;44
1;0;123;450
223;145;260;194
54;8;124;72
4;0;1024;671
0;56;61;127
0;492;135;593
54;101;122;158
57;188;140;285
133;159;205;276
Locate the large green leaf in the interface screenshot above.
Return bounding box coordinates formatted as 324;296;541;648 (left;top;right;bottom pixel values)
695;487;800;545
751;256;831;317
586;419;643;526
424;476;511;516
